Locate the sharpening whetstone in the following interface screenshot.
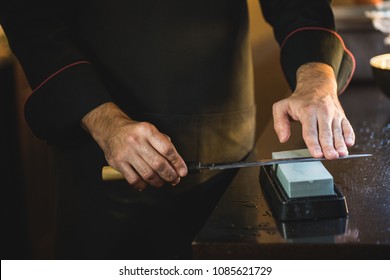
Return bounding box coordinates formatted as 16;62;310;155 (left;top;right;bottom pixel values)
272;149;334;198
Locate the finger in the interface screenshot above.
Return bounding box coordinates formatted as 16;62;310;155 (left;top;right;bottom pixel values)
272;101;291;143
162;133;171;142
301;114;323;158
317;114;339;159
130;157;165;188
148;132;187;177
138;140;182;184
342;118;355;147
171;177;181;186
117;162;148;190
332;118;349;157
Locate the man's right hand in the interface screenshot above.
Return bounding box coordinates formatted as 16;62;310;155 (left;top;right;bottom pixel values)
81;102;188;190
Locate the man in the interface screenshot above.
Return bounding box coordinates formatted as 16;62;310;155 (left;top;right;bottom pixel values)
0;0;355;259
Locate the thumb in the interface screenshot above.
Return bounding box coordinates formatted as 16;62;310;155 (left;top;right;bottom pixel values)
272;101;291;143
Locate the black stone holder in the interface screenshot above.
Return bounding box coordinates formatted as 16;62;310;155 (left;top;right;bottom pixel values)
259;165;348;221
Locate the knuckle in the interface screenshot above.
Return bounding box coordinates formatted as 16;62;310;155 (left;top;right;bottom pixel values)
333;127;342;135
303;129;317;140
320;129;332;139
160;143;175;156
273;123;280;133
105;155;115;165
320;138;334;148
305;139;318;147
304;138;318;147
300;104;317;116
343;121;354;136
320;111;331;120
126;175;143;186
125;122;157;144
124;134;139;145
335;142;347;150
151;161;177;182
303;133;320;148
107;153;124;165
319;131;333;143
272;102;280;112
139;166;169;187
134;183;147;191
273;119;284;132
153;179;165;188
140;168;155;181
150;158;166;172
112;152;123;161
164;172;178;183
342;118;351;127
137;122;156;134
319;105;332;116
124;133;142;147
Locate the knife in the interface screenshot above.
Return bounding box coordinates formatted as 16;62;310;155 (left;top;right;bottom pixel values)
101;153;371;181
187;153;372;172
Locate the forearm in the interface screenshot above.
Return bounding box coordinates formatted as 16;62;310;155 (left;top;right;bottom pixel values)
295;62;337;97
81;102;132;150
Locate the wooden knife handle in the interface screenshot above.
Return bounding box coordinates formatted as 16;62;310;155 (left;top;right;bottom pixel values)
102;161;202;181
102;166;124;181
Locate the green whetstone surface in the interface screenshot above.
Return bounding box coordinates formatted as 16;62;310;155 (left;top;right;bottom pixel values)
272;149;334;198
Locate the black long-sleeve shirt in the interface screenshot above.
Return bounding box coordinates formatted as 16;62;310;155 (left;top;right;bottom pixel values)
0;0;354;163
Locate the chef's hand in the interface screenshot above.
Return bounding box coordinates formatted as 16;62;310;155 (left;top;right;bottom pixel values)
272;62;355;159
81;102;188;190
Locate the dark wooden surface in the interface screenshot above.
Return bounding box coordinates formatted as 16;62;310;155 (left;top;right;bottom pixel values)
193;83;390;259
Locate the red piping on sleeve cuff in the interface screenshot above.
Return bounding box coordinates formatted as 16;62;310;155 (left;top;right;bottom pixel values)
31;60;91;94
281;27;356;93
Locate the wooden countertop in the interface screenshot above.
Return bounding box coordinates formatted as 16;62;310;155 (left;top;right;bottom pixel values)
192;83;390;259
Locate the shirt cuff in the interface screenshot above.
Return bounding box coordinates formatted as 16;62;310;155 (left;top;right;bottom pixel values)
24;61;113;144
280;27;356;94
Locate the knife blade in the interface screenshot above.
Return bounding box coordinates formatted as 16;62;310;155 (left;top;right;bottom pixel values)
101;153;372;180
187;153;372;173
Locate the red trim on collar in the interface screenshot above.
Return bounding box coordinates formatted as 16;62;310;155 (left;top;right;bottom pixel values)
281;27;356;93
31;60;91;94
